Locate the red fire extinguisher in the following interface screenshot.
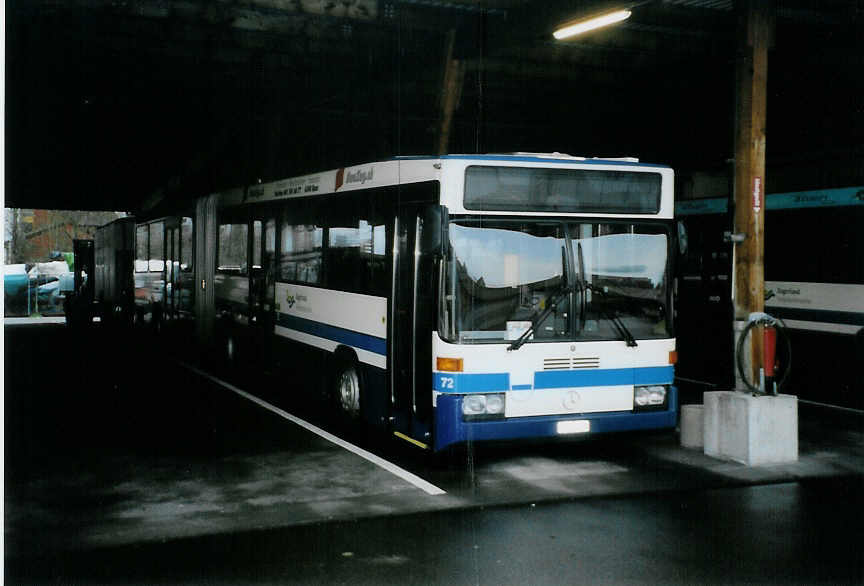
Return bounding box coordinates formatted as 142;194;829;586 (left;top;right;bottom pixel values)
763;324;778;396
736;313;791;395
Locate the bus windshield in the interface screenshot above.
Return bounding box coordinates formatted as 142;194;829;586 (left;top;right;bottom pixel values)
442;219;671;345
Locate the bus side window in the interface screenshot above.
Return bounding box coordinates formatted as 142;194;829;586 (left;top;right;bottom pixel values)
217;223;249;274
328;220;373;293
371;223;387;295
135;225;149;272
148;221;165;272
252;220;262;270
180;217;193;272
325;191;390;296
279;215;322;285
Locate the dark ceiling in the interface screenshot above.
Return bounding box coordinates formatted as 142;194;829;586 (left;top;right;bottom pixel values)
6;0;863;214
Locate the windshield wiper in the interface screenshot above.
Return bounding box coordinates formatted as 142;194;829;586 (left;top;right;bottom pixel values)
603;309;638;347
585;283;638;347
508;247;571;352
507;282;572;351
575;242;587;329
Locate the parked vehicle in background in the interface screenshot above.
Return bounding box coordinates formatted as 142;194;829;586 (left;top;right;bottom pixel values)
36;272;74;315
4;263;68;316
4;264;31;316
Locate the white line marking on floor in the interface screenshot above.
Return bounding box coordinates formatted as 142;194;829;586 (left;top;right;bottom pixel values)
179;362;447;496
4;317;67;325
798;399;864;415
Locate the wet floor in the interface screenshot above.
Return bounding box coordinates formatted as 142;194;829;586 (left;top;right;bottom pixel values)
7;478;863;585
5;321;864;584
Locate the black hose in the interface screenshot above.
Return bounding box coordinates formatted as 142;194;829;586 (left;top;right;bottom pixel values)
735;316;792;395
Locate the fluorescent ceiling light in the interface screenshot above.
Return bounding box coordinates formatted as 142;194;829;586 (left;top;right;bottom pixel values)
553;9;632;40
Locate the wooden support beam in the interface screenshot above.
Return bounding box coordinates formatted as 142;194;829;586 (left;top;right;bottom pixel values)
437;30;465;156
733;0;774;387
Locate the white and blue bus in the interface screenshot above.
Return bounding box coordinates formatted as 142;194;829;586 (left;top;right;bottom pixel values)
197;153;679;451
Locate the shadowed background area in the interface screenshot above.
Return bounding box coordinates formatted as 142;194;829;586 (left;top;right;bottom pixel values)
6;0;863;215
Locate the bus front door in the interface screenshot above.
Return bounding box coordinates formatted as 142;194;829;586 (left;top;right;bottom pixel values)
392;204;435;448
195;194;218;344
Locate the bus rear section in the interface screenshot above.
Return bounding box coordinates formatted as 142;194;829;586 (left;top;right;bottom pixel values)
90;217;136;324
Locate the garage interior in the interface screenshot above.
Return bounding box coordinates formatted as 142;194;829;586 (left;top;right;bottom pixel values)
4;1;864;584
7;0;862;215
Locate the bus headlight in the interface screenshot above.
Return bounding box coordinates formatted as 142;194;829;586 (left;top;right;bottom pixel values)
462;393;506;420
485;394;505;415
634;385;668;410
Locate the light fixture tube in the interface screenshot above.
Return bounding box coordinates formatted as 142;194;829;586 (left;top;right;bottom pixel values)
553;9;632;40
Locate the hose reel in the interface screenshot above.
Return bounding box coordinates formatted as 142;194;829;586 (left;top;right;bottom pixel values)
735;312;792;395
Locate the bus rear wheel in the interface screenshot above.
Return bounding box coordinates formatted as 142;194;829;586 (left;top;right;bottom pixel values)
334;360;361;421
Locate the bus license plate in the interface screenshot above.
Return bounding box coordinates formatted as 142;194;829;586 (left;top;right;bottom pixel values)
557;420;590;435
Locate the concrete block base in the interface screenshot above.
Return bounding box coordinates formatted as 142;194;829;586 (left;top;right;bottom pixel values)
680;404;704;449
703;391;798;466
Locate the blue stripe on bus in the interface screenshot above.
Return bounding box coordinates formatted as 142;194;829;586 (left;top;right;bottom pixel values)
432;366;674;394
433;372;510;393
276;313;387;356
535;366;674;389
766;306;864;327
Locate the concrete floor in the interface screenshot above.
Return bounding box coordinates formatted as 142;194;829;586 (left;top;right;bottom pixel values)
5;321;864;584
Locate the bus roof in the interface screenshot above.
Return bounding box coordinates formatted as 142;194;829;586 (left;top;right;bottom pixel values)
220;153;672;208
395;153;671;168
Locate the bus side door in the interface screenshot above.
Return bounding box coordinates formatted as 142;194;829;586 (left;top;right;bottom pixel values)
392;202;436;445
249;215;277;337
166;220;180;319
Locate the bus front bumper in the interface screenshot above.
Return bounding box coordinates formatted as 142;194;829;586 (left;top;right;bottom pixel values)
433;386;678;452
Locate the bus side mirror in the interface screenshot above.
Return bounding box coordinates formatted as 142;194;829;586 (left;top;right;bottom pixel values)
676;220;688;257
420;205;449;257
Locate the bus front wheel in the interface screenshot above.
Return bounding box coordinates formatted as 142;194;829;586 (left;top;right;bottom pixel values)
333;359;362;421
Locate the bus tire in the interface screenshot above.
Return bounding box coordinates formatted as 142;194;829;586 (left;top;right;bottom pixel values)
226;332;238;366
333;356;362;421
152;303;163;334
133;307;145;328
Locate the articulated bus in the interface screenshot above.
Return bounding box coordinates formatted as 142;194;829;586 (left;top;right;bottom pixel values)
83;153;679;451
676;186;864;408
188;153;680;451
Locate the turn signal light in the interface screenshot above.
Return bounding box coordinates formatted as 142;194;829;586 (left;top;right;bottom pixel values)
668;350;678;365
437;357;464;372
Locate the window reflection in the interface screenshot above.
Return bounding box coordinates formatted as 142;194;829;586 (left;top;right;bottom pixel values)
447;221;568;342
279;222;322;284
444;220;670;344
148;222;164;272
218;223;249;273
